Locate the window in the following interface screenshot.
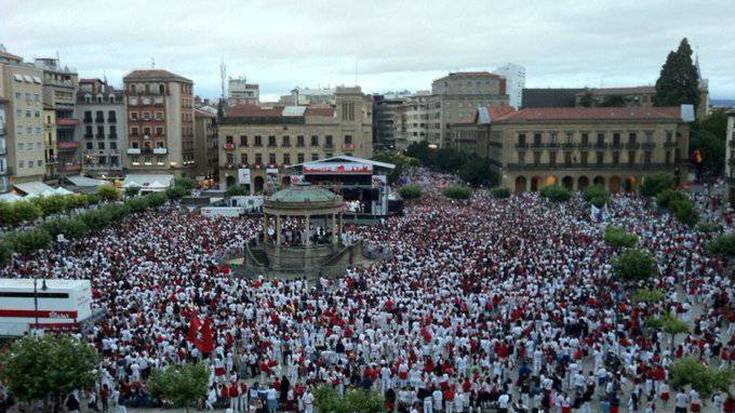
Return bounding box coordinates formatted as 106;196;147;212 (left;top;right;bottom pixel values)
517;133;526;146
254;136;262;146
98;142;105;150
312;153;319;161
644;151;652;165
131;112;138;120
344;135;352;144
628;150;636;165
240;135;248;146
143;112;150;120
550;132;558;144
226;136;234;144
580;151;588;165
325;135;333;147
156;127;163;136
564;151;572;164
159;84;165;94
84;111;93;122
18;161;24;169
596;151;604;164
665;151;671;164
283;153;291;165
143;127;151;136
268;136;276;147
517;152;526;164
549;151;557;165
596;133;605;145
612;151;620;164
311;135;319;146
86;142;93;150
565;132;573;144
297;153;305;163
282;135;290;147
255;153;263;165
612;133;621;146
110;142;117;150
628;132;637;144
269;153;276;165
155;112;163;120
240;153;248;165
131;127;139;136
533;133;541;145
297;136;305;147
96;111;104;122
533;152;541;164
97;126;105;137
108;111;116;122
581;133;589;145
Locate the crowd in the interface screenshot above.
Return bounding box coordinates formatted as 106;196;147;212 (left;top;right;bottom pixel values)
1;171;734;413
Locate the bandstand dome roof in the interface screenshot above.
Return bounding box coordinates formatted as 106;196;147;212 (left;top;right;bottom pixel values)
269;184;339;204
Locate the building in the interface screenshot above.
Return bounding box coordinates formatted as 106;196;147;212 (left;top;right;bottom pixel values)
281;87;336;106
428;72;509;147
0;47;46;183
193;107;218;180
726;110;735;203
450;106;691;193
494;63;526;108
575;86;657;107
372;95;404;151
228;77;259;105
0;98;8;192
42;103;57;179
76;79;126;177
219;86;373;192
123;70;195;174
34;58;79;177
522;88;585;108
394;91;430;150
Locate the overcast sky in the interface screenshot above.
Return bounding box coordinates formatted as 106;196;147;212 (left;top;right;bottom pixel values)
2;0;733;101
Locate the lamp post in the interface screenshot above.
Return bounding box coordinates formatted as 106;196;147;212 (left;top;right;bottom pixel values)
33;278;48;334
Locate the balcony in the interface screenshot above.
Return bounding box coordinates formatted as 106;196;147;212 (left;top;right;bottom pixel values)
664;140;677;148
63;163;81;172
625;142;641;150
153;147;168;155
57;141;79;150
83;117;93;124
109;133;118;139
323;143;334;149
56;118;80;127
342;143;355;151
641;142;656;150
84;134;93;139
127;148;141;155
609;142;623;149
96;134;105;140
224;143;236;150
95;117;105;123
515;143;528;149
594;142;607;149
108;118;117;124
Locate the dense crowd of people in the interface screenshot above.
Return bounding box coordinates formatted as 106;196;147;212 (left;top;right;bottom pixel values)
1;170;734;413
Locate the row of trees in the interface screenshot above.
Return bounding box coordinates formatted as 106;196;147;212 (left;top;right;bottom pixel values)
404;142;498;187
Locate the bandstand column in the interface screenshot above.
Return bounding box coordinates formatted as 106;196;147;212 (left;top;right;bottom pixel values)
332;213;338;245
263;212;269;242
276;213;281;248
305;214;311;247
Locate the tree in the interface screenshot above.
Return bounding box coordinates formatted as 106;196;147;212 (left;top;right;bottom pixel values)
578;91;595;107
539;185;571;202
654;38;700;110
0;335;99;409
696;221;721;233
149;362;209;413
599;95;628;107
42;217;89;240
669;357;734;397
32;195;70;217
4;229;52;255
373;151;419;185
640;173;674;197
612;248;658;281
166;185;189;199
225;185;248;197
0;240;12;266
490;187;511;199
690;111;728;176
174;177;196;192
125;187;141;197
670;197;699;227
459;157;496;187
647;312;690;350
656;188;687;209
314;385;383;413
603;226;638;248
443;185;472;200
399;185;422;200
706;232;735;256
96;184;120;202
631;288;665;305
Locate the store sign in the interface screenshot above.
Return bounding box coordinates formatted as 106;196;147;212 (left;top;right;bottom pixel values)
238;168;251;184
303;162;373;175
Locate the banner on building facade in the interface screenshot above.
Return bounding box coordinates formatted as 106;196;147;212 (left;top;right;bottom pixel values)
302;162;373;175
238;168;251;185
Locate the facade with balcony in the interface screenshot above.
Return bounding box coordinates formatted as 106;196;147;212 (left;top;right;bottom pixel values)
123;69;193;174
76;78;126;176
218;87;373;191
726;110;735;204
0;98;9;192
450;106;690;193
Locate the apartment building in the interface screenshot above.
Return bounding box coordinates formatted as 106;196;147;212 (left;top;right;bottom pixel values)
228;77;259;105
428;72;509;148
34;58;79;176
494;63;526;108
42;103;57;179
219;86;373;192
123;70;194;174
726;110;735;203
193;107;218;179
394;92;431;150
77;79;126;177
0;48;46;183
450;106;691;193
280;87;336;106
0;98;8;192
372;94;404;151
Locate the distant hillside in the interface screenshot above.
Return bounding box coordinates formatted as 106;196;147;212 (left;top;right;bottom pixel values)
711;99;735;108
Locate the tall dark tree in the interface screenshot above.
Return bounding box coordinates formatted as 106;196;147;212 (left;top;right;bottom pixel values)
654;38;700;110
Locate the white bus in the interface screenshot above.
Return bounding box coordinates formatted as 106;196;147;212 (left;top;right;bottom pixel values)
0;278;93;336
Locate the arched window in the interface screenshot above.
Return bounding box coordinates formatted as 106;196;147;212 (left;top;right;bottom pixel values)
108;94;115;103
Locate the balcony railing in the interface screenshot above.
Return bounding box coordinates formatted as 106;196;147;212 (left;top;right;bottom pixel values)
664;141;677;148
83;117;93;123
224;143;235;150
505;162;671;171
625;143;641;150
609;142;623;149
108;118;117;124
323;143;334;149
594;142;607;149
515;143;528;149
96;134;105;139
84;134;93;139
57;141;79;149
342;143;355;151
641;142;656;150
95;117;105;123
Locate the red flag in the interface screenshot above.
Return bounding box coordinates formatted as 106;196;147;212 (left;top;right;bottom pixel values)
196;317;215;354
187;314;201;343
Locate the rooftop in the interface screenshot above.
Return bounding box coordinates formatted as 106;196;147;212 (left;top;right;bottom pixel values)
123;69;192;84
576;86;656;96
495;106;683;122
269;184;339;204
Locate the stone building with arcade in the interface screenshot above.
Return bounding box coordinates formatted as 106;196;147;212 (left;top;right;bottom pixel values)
449;105;692;193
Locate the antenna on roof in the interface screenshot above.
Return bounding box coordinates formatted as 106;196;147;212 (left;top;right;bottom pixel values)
55;50;60;64
220;56;226;102
103;71;107;85
151;57;155;69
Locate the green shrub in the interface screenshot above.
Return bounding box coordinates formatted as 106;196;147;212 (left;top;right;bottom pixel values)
125;187;140;197
225;185;248;197
613;248;658;281
539;185;571;202
399;185;422;199
696;221;722;233
603;226;638;248
670;198;698;227
656;189;687;209
125;197;148;213
669;357;735;396
144;192;169;208
706;233;735;256
0;241;12;266
166;185;189;199
173;177;196;191
32;195;70;217
591;195;609;208
443;185;472;200
490;187;511;199
640;173;675;197
632;288;665;305
5;229;52;255
583;184;608;202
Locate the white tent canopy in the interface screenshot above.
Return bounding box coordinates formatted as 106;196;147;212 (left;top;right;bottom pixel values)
66;175;106;187
123;174;174;192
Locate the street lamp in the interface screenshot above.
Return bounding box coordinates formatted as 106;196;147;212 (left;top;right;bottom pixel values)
33;277;48;334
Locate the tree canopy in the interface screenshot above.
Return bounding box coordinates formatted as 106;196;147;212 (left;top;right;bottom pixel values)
149;362;209;413
654;38;700;110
